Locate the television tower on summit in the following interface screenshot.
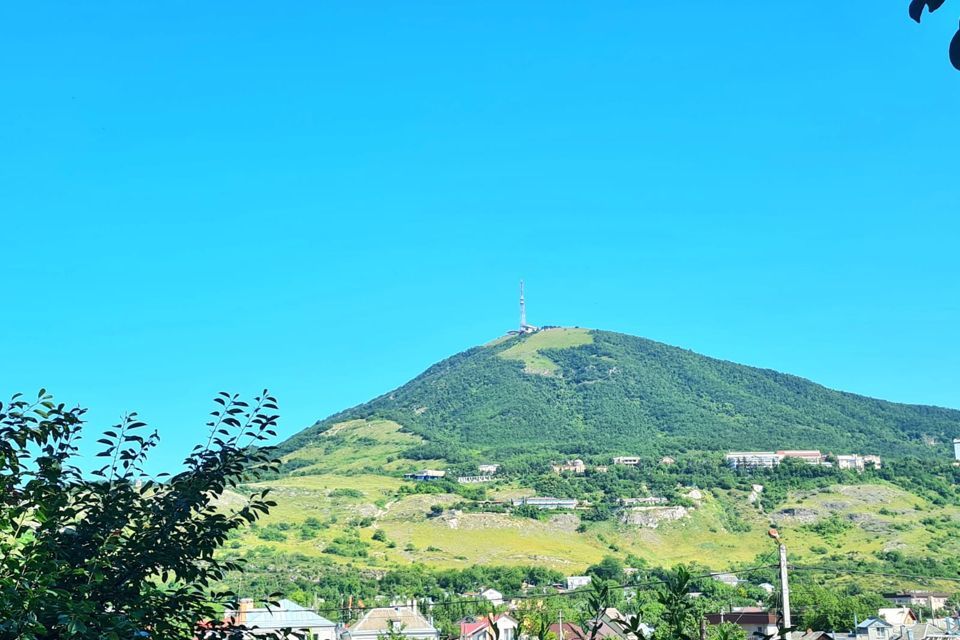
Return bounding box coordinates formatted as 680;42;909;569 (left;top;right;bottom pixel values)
518;280;537;334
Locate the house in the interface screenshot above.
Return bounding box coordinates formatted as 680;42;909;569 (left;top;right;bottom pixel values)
758;583;776;595
223;598;336;640
706;608;779;639
553;459;586;474
659;456;676;466
479;464;500;475
512;497;578;510
879;609;919;626
459;614;519;640
713;573;742;587
863;455;882;469
726;452;783;469
777;450;825;465
566;575;592;590
837;455;866;471
458;476;495;484
884;592;952;613
548;623;588;640
855;617;894;640
890;623;955;640
480;588;504;607
613;456;641;466
589;607;654;640
348;606;440;640
799;632;836;640
403;470;446;481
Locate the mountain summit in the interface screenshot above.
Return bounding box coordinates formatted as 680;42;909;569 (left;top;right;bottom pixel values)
281;328;960;459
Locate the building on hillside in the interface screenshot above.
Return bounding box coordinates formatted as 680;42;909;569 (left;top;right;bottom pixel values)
884;592;952;613
798;632;836;640
478;464;500;474
777;450;825;465
512;497;578;510
459;614;518;640
706;609;779;639
548;623;588;640
863;455;882;469
837;455;867;471
479;588;504;607
954;439;960;462
403;470;446;481
757;583;776;595
566;575;592;591
613;456;641;466
223;598;336;640
595;465;609;473
620;497;667;506
713;573;742;587
348;606;440;640
879;608;919;626
855;618;895;640
552;459;586;474
457;476;495;484
725;452;783;469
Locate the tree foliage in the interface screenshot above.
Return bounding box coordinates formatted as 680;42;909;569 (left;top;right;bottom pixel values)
909;0;960;69
0;390;284;639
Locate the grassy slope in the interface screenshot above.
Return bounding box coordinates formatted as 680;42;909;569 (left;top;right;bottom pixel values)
498;328;594;374
240;418;960;582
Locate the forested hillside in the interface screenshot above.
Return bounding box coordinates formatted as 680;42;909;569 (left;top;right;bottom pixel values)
281;328;960;460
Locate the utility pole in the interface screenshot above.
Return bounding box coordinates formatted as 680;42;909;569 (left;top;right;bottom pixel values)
558;608;564;640
769;528;792;640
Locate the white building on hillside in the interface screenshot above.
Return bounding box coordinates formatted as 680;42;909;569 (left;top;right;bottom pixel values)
725;452;783;469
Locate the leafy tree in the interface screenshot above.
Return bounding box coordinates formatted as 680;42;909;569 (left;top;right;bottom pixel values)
908;0;960;69
655;566;697;640
0;390;285;639
587;556;625;583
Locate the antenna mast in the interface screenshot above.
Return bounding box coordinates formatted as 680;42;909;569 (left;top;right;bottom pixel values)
519;280;526;330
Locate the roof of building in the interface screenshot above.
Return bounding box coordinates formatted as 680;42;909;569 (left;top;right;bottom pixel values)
857;618;893;630
351;607;438;634
459;614;517;637
229;599;335;630
548;622;588;640
593;608;654;640
890;623;948;640
880;608;918;626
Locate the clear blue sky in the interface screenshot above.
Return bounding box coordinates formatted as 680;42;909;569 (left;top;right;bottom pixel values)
2;2;959;473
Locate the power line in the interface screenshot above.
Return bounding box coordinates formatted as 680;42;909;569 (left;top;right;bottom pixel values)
791;565;960;584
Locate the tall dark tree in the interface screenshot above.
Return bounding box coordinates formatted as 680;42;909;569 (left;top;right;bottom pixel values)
0;390;286;639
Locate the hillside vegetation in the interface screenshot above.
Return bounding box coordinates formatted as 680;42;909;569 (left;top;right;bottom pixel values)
281;328;960;460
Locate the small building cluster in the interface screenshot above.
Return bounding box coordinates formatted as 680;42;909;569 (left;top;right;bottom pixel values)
705;602;960;640
511;496;579;510
725;450;881;470
552;459;587;474
404;470;447;481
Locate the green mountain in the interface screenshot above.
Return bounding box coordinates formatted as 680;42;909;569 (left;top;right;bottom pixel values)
281;328;960;460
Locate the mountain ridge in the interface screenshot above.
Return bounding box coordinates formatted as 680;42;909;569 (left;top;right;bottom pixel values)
280;327;960;460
